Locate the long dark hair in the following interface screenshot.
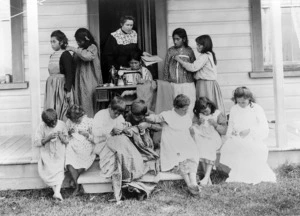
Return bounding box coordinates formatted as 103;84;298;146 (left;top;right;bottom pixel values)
74;28;98;49
172;28;189;47
51;30;68;49
195;35;217;65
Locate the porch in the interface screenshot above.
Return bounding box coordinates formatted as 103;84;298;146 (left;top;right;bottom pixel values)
1;121;300;192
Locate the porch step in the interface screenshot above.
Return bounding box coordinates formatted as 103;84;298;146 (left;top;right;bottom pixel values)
78;161;183;194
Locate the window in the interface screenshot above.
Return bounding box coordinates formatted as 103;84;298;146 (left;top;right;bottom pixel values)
0;0;27;89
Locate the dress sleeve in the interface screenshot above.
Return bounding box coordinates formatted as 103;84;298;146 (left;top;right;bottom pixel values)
60;51;74;92
143;67;153;81
250;104;269;140
103;35;118;69
163;49;171;81
34;123;45;147
215;112;228;135
181;54;209;72
72;44;98;62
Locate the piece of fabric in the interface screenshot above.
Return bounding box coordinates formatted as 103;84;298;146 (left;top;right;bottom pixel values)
44;50;74;121
73;44;103;118
34;120;67;187
220;103;276;184
65;116;96;170
155;80;174;114
195;79;225;115
136;80;157;112
163;46;196;83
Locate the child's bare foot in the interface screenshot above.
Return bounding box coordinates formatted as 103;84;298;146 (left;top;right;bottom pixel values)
200;179;208;186
188;185;200;195
53;193;63;202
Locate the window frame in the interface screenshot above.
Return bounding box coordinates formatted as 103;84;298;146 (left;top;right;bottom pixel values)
249;0;300;78
0;0;28;89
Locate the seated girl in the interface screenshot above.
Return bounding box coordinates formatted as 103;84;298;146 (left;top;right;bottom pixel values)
124;100;160;161
34;109;68;201
65;105;96;195
192;97;227;186
92;96;152;202
121;51;153;97
146;94;200;195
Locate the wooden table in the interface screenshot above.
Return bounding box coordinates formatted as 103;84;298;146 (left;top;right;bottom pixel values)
95;85;137;111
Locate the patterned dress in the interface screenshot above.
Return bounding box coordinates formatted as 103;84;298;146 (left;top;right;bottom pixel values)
34;120;67;186
65;116;96;170
44;50;74;121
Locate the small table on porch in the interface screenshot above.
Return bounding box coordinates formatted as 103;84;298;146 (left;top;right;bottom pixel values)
95;85;137;111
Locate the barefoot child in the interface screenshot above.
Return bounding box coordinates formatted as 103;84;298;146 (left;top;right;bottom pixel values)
34;109;68;201
65;105;96;195
146;94;200;195
192;97;227;185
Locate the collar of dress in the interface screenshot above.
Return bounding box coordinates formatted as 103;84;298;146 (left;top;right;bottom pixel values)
111;28;137;45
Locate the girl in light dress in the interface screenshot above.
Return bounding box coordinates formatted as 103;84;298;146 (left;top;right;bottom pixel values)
192;97;227;186
34;109;68;201
146;94;200;195
65;105;96;195
66;28;103;117
175;34;225;115
220;87;276;184
163;28;196;118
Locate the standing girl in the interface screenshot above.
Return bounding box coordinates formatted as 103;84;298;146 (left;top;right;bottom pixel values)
163;28;196;117
34;109;68;201
192;97;227;185
65;105;96;195
220;87;276;184
44;30;75;121
67;28;103;118
175;35;225;115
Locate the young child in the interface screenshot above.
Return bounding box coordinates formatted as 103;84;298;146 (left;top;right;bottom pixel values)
163;28;196;118
175;34;225;115
34;109;68;201
44;30;74;121
192;97;227;186
65;105;96;195
220;87;276;184
67;28;103;118
146;94;200;195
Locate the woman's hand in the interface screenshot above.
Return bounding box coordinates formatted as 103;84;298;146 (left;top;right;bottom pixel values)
78;130;89;138
142;52;152;57
239;129;250;138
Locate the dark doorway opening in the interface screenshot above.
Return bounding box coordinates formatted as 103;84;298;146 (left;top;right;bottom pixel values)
99;0;158;82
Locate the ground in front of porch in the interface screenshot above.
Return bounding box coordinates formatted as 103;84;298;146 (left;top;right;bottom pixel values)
0;121;300;191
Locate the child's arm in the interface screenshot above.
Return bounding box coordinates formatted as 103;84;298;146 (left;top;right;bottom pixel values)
145;113;165;124
67;45;97;62
210;112;228;135
175;54;208;72
34;124;57;147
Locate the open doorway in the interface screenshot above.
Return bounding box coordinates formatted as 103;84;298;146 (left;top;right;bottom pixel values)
99;0;158;82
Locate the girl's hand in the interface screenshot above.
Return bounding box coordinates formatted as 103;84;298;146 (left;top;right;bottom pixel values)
66;46;75;52
239;129;250;138
208;119;217;127
78;130;89;138
123;122;132;128
111;128;122;135
48;132;58;141
122;128;131;136
199;117;205;124
189;127;195;137
138;122;150;131
68;128;75;136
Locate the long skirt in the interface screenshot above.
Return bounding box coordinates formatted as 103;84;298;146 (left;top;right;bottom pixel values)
195;79;225;115
44;74;74;121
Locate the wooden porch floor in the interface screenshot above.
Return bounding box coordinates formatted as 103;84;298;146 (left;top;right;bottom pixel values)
1;122;300;165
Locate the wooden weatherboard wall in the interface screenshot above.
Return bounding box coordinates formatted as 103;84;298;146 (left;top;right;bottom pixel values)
167;0;300;120
0;0;88;136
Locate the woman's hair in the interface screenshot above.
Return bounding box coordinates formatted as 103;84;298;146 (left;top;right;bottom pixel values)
193;97;217;116
195;35;217;65
120;15;135;25
42;109;58;128
74;28;98;49
51;30;68;49
131;100;148;116
129;51;142;62
172;28;189;47
231;86;256;106
173;94;190;109
110;96;126;113
66;104;85;122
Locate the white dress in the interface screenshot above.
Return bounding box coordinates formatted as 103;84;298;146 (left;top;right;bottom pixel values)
148;109;199;172
220;103;276;184
193;110;222;162
65;116;96;170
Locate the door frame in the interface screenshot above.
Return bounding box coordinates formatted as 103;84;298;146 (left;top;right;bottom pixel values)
87;0;168;79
